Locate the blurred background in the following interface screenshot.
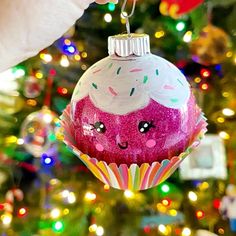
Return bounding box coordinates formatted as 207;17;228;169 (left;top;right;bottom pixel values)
1;0;236;235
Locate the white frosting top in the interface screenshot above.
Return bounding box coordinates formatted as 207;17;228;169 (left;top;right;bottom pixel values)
72;54;190;115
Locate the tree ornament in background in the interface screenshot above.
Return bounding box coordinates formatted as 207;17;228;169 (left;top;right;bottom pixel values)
159;0;203;19
61;33;207;190
20;106;59;157
220;184;236;232
180;135;227;180
23;76;43;98
190;24;230;66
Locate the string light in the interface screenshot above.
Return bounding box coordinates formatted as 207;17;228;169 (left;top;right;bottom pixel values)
81;52;88;58
89;224;98;232
43;113;53;123
50;208;61;219
1;213;12;225
158;224;168;235
155;30;165;39
120;12;128;24
201;83;209;91
108;2;116;11
26;99;37;106
218;228;225;234
194;77;201;83
226;51;233;58
40;53;52;63
124;190;135;199
169;209;177;216
161;184;170;193
67;192;76;204
17;138;24;145
52;221;64;232
176;22;186;32
84;192;96;201
222;91;230;97
183;31;192;43
60;55;70;67
17;207;27;217
35;72;43;79
196;210;205;219
74;54;81;61
104;184;110;191
182;227;191;236
188;191;198;202
217;117;225;123
200;68;211;78
96;226;104;236
57;87;68;95
63;208;69;215
219;131;230;140
222;108;235;116
104;13;112;23
161;198;171;207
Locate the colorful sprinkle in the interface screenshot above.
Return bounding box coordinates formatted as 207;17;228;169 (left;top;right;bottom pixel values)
93;69;102;74
92;83;98;89
130;68;143;72
177;78;184;86
164;85;175;90
156;69;159;76
143;76;148;84
130;88;135;96
108;87;118;96
170;98;179;103
108;63;113;69
117;67;122;75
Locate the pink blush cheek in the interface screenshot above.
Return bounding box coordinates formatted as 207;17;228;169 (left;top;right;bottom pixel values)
146;139;156;148
95;143;104;152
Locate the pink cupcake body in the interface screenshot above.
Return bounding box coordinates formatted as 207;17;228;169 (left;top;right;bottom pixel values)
73;94;199;166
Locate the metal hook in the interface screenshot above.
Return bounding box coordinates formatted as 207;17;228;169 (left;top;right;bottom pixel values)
121;0;137;36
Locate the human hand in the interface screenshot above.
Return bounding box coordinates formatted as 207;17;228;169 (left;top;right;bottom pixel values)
95;0;118;4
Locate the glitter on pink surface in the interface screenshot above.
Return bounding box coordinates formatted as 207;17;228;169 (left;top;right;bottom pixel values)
72;94;200;166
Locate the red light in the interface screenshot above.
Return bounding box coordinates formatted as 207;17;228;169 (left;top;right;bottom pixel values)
161;198;171;207
213;199;221;209
49;69;57;76
57;87;68;95
200;68;211;78
201;83;209;90
0;203;4;210
196;210;204;219
175;228;182;235
144;225;151;234
18;207;27;217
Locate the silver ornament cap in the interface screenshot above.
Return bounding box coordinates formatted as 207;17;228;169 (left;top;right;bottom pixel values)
108;33;151;57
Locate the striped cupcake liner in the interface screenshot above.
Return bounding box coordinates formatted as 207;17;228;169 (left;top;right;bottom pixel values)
60;105;207;191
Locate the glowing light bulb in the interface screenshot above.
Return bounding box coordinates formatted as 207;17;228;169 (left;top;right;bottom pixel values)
124;190;135;199
40;53;52;63
43;113;53;123
1;213;12;225
84;192;96;201
196;210;205;219
17;138;24;145
52;221;64;232
60;55;70;67
183;31;192;43
104;13;112;23
50;208;61;219
182;227;191;236
158;224;167;234
108;2;116;11
68;192;76;204
161;184;170;193
217;117;225;123
222;108;235;117
89;224;98;232
201;83;209;91
219;131;230;140
96;226;104;236
161;198;171;206
200;68;211;78
176;22;185;31
188;191;198;202
18;207;27;217
155;30;165;39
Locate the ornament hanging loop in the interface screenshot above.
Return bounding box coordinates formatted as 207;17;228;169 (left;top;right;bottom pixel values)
121;0;137;36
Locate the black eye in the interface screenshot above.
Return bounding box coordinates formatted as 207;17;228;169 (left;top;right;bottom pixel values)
91;122;106;133
138;121;155;133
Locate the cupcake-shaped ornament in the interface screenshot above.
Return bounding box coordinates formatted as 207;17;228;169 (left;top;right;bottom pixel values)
61;34;207;190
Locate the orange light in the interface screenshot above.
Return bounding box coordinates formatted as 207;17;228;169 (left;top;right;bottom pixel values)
201;83;209;90
200;68;211;78
196;210;204;219
161;198;171;207
104;184;110;191
18;207;27;217
57;87;68;95
27;99;37;106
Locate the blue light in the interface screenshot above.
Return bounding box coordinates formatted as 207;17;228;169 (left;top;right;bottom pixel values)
41;153;54;166
44;157;52;165
215;64;221;71
63;45;76;55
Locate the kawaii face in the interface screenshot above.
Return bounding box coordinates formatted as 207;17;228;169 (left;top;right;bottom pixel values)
72;94;197;166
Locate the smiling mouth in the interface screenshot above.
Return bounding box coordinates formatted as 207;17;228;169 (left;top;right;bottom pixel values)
118;142;128;150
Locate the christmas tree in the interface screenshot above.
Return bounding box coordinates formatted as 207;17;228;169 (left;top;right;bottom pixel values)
1;0;236;235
